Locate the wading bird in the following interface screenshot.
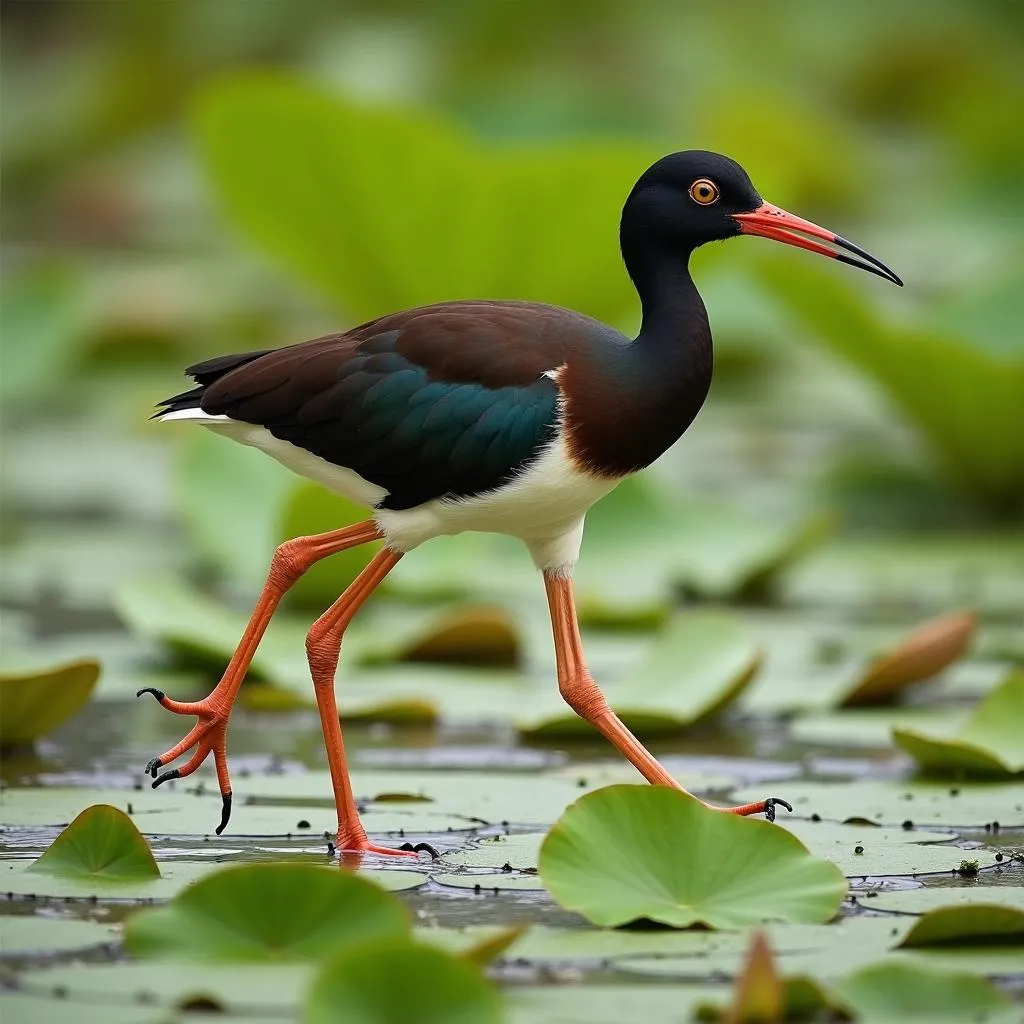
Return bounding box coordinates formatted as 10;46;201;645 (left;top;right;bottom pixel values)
142;151;901;854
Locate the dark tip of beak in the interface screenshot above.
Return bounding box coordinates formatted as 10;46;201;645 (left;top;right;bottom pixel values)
833;234;903;287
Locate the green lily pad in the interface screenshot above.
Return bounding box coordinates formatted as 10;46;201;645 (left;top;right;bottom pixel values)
14;961;309;1017
831;961;1010;1020
0;659;100;748
2;857;218;900
789;708;963;749
305;940;503;1024
125;862;409;961
779;819;968;878
519;611;761;736
839;611;978;707
29;804;159;881
730;778;1024;827
433;834;546;891
898;903;1024;947
538;786;846;928
868;887;1024;914
508;984;730;1024
893;672;1024;777
0;916;119;956
0;993;170;1024
0;786;476;838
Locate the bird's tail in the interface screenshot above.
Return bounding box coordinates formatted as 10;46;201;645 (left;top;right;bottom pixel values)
153;349;272;419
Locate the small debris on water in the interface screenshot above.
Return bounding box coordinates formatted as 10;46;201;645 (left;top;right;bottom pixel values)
854;846;864;855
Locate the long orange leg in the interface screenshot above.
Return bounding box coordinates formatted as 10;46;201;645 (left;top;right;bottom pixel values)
543;571;791;821
137;520;383;834
303;547;415;857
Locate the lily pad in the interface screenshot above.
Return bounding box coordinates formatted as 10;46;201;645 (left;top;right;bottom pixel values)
831;961;1010;1020
0;659;100;748
839;610;977;706
730;778;1024;827
29;804;159;881
898;903;1024;947
305;940;503;1024
893;672;1024;777
0;916;119;956
538;786;846;928
0;786;476;838
868;888;1024;914
519;611;761;736
125;862;409;961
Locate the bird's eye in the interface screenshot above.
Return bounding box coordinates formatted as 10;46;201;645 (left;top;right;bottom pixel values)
689;178;719;205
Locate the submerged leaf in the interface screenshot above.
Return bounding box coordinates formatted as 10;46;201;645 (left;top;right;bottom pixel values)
0;658;99;747
305;940;503;1024
893;671;1024;776
29;805;159;880
125;863;410;962
539;786;846;929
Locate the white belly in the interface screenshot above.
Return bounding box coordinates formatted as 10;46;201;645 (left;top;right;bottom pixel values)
161;409;620;570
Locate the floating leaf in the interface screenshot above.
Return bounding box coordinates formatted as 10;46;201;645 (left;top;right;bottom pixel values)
839;610;977;706
831;961;1010;1020
893;672;1024;777
29;805;159;881
126;862;409;962
868;888;1024;915
898;904;1024;947
538;786;846;928
0;658;99;748
0;917;119;957
730;778;1023;828
305;940;503;1024
519;611;761;737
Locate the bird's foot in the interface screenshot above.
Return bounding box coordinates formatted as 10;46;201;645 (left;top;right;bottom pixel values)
136;687;233;835
335;830;420;859
714;796;794;822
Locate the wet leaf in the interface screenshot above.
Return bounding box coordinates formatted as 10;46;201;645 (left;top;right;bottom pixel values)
538;786;846;928
29;804;159;881
0;917;119;957
839;610;977;706
305;940;503;1024
898;904;1024;947
125;862;409;961
868;888;1024;915
831;961;1010;1020
509;984;730;1024
0;658;100;748
893;671;1024;777
730;778;1023;828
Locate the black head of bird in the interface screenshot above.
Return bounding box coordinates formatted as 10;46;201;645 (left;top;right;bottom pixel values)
143;150;897;854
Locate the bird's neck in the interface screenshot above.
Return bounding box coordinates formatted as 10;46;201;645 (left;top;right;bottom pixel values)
563;246;714;477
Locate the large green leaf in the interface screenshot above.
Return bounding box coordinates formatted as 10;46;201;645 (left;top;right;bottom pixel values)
194;73;654;327
0;658;100;747
831;961;1010;1020
304;940;503;1024
898;903;1024;947
28;804;159;881
125;862;409;961
538;786;846;928
758;257;1024;510
893;671;1024;776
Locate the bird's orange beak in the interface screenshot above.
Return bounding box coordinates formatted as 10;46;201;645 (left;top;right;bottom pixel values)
734;202;902;286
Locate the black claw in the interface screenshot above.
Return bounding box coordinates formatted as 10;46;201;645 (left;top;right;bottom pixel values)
152;768;181;789
145;757;162;778
215;792;232;836
413;843;439;859
136;687;165;703
764;797;794;823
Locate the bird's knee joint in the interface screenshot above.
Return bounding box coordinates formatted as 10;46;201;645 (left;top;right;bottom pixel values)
305;625;342;683
558;672;610;721
269;539;309;589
